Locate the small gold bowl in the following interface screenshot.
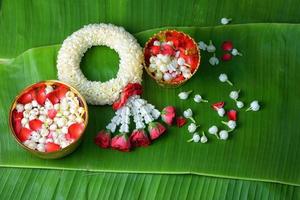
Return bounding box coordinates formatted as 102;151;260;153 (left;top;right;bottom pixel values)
143;30;201;87
9;80;89;159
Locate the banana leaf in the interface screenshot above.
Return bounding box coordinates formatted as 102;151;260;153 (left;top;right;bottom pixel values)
0;24;300;187
2;0;300;58
0;167;299;200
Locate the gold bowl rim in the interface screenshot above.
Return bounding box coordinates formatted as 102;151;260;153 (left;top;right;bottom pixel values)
143;29;201;87
8;80;89;157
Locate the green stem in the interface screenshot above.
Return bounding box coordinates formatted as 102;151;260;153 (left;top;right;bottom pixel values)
202;99;208;103
246;107;252;112
214;133;220;139
227;80;233;86
186;90;193;95
187;138;194;142
189;117;196;123
221;121;227;126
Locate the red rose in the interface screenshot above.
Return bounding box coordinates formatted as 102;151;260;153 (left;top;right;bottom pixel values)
94;130;111;148
161;106;176;125
130;129;151;147
176;116;187;127
148;122;166;140
111;134;131;152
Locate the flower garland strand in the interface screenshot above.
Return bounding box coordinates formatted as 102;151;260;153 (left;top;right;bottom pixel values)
95;83;166;152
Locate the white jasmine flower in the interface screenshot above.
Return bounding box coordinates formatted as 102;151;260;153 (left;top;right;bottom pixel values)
193;94;208;103
219;130;229;140
40;128;49;137
246;100;260;111
222;120;237;130
24;103;32;111
209;54;219;66
21;118;28;126
155;71;163;80
219;73;233;86
38;137;46;144
16;104;24;112
188;123;199;133
177;57;186;66
206;40;216;53
200;131;208;143
236;101;244;109
56;117;67;128
45;85;53;94
159;65;168;73
231;48;242;56
208;125;218;135
178;90;193;100
23;140;37;150
182;71;192;79
31;100;39;107
49;124;57;131
61;126;68;134
187;133;200;143
37;144;45;152
30;131;40;142
229;90;240;100
198;41;207;51
163;73;173;81
153;40;161;46
161;55;171;64
221;17;232;25
183;108;196;123
217;108;225;117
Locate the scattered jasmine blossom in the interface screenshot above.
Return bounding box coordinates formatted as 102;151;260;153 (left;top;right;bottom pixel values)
188;123;199;133
246;100;260;111
231;48;243;56
229;90;240;100
221;17;232;25
236;101;244;109
209;54;219;66
219;73;233;86
207;40;216;53
198;41;207;51
183;108;196;123
219;130;229;140
222;120;237;130
187;132;201;143
178;90;193;100
217;108;226;117
208;125;219;139
193;94;208;103
200;131;208;143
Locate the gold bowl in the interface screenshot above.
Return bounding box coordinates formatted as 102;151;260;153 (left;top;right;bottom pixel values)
9;80;89;159
143;30;201;87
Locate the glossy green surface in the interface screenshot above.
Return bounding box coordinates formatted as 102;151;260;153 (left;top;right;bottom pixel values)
0;24;299;186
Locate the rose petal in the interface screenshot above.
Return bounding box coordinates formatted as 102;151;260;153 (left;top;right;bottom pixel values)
68;123;85;140
45;142;61;152
227;110;237;121
212;102;225;110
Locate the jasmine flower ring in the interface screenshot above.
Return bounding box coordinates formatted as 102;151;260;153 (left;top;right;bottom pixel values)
57;23;144;105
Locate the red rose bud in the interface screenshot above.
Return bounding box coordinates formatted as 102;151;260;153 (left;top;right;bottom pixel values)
227;110;237;121
130;129;151;147
111;134;131;152
148;122;166;140
176;116;187;127
212;102;225;110
221;41;233;51
222;53;232;61
161;106;176;125
94;130;111;148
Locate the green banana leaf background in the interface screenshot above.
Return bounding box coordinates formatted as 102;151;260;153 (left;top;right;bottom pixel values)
1;0;300;199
